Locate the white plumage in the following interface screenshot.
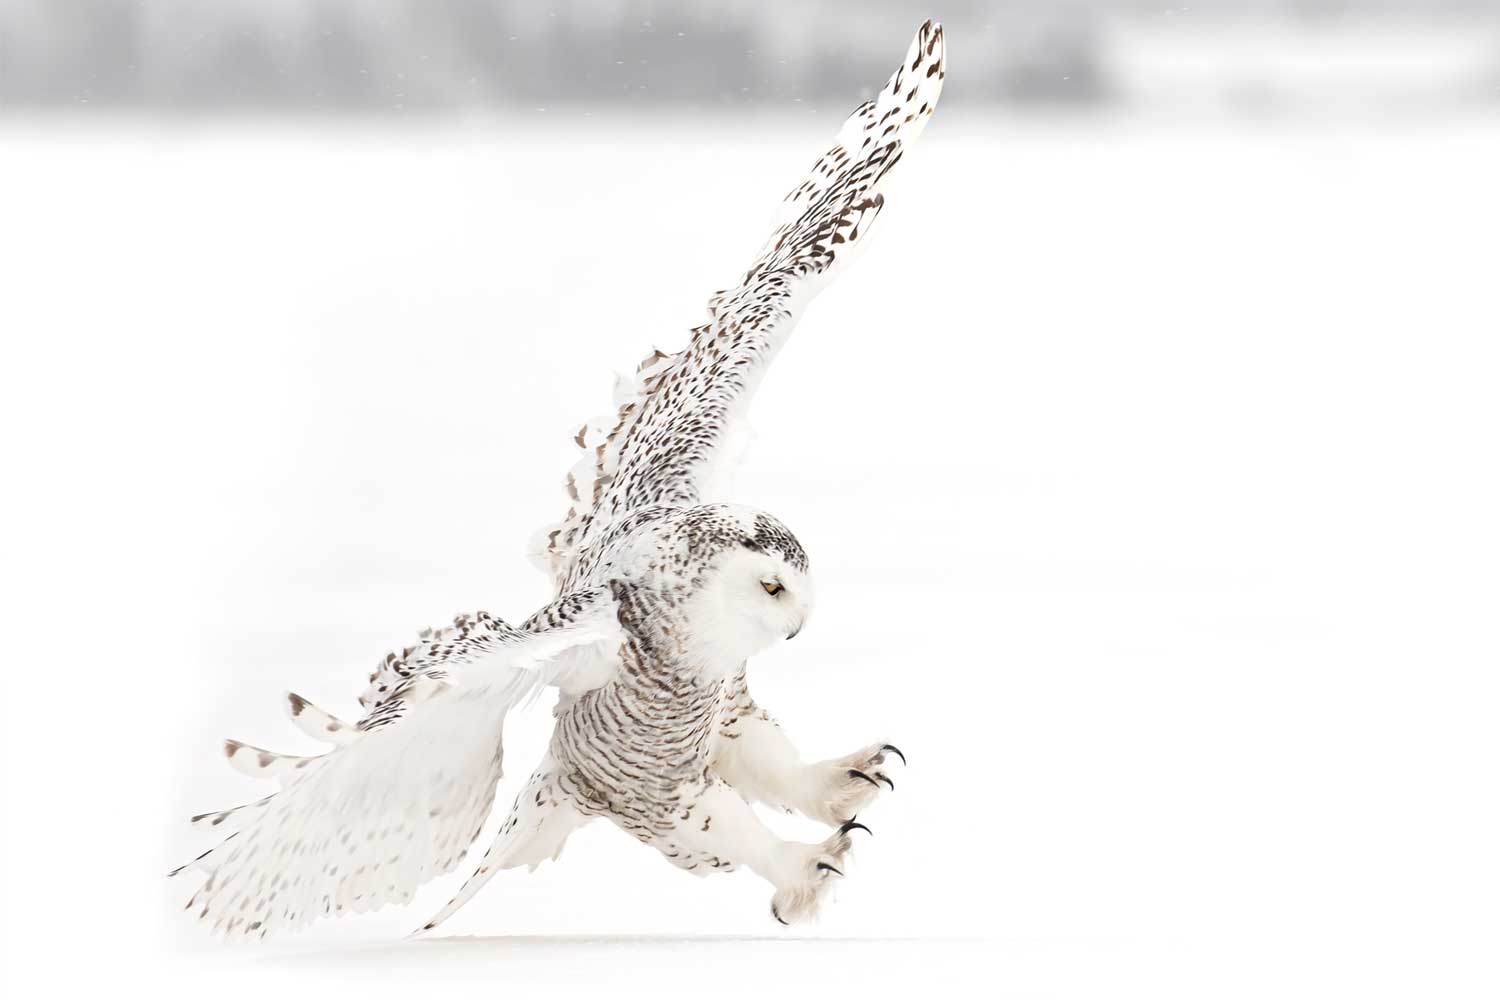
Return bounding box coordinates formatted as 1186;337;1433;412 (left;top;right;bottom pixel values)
175;21;944;939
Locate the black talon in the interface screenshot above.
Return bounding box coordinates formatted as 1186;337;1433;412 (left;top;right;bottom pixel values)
838;819;873;837
816;862;844;877
771;904;789;926
881;743;907;766
848;768;881;789
874;772;895;792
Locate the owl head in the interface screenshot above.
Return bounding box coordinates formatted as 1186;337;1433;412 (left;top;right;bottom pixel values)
634;504;815;670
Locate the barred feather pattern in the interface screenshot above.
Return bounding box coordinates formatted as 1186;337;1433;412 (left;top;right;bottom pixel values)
535;20;945;590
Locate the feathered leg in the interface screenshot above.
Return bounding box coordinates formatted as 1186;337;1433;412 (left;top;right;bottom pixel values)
713;670;903;826
658;778;865;925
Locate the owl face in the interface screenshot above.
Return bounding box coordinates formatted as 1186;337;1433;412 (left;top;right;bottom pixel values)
733;546;816;644
681;545;816;672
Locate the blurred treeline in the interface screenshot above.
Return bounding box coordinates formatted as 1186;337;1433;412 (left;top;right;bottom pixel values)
2;0;1497;111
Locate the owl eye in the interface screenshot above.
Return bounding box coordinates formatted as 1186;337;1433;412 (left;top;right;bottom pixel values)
761;580;784;597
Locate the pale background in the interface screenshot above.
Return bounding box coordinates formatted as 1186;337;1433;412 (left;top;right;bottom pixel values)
3;2;1498;998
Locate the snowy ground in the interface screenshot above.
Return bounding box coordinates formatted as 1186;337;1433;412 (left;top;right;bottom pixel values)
4;110;1498;998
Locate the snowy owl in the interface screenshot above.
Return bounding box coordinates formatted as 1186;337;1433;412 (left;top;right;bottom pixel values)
174;21;944;938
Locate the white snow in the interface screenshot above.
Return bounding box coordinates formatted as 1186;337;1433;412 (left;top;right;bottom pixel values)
3;109;1498;998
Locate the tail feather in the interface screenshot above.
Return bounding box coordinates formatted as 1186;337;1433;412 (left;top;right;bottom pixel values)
414;765;586;936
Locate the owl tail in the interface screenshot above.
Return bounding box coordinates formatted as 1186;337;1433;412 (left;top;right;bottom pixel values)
413;759;588;936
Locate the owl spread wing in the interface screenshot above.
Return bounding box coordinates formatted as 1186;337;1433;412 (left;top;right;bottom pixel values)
172;588;623;939
535;21;945;588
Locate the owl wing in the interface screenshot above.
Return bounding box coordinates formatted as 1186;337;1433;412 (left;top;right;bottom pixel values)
172;587;623;939
535;21;945;587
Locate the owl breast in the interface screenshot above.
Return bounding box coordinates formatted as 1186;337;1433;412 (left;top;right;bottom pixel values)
549;634;729;839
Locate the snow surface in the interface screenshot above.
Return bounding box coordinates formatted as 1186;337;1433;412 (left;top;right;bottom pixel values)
3;109;1498;998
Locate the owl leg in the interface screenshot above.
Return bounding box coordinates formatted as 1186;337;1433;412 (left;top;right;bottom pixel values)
668;779;868;925
714;675;902;826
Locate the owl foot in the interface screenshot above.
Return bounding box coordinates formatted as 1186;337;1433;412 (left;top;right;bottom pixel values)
799;743;904;826
768;820;871;925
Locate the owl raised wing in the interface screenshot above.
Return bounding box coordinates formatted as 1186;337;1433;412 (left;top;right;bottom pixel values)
536;20;945;590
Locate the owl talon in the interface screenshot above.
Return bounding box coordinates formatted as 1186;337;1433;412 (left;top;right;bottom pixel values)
838;819;872;836
769;828;861;923
880;744;907;766
802;747;902;826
